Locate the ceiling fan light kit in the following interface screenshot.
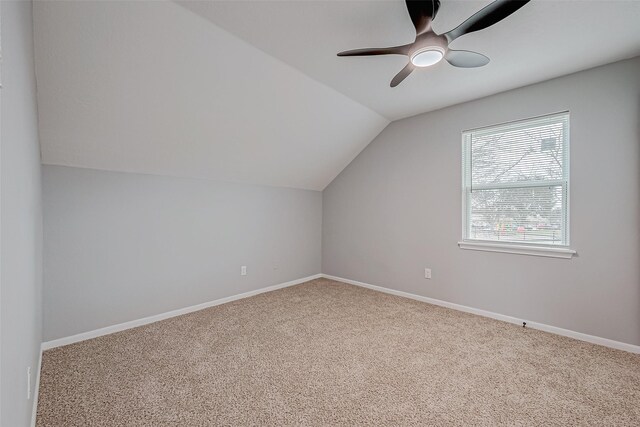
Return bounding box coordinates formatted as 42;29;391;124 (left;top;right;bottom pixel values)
337;0;530;87
411;46;445;67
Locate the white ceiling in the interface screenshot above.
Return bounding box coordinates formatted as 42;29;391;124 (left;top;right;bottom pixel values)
179;0;640;121
33;0;640;190
33;1;388;191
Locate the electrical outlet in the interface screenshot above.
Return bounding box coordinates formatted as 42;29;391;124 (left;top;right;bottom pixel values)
240;266;247;276
26;367;31;400
424;268;432;279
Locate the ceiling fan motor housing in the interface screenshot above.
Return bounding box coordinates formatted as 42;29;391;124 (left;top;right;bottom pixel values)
410;33;448;67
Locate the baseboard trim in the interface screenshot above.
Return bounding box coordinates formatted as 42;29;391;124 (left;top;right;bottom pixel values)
38;272;640;353
30;346;43;427
321;274;640;354
41;274;322;350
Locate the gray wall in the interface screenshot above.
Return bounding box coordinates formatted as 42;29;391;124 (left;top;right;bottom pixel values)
323;57;640;346
43;166;322;341
1;1;44;425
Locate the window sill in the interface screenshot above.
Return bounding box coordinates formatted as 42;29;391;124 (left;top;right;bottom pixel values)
458;241;576;259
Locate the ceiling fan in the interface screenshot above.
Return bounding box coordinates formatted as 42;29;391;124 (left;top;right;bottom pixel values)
337;0;530;87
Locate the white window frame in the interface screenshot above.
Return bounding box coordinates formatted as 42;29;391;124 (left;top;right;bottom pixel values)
458;111;576;259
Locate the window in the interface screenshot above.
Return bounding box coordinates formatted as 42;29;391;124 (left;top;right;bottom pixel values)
460;112;575;258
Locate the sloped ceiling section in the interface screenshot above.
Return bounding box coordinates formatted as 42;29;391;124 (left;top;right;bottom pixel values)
33;1;389;191
179;0;640;121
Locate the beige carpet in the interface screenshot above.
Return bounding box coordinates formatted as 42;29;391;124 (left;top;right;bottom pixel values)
37;278;640;426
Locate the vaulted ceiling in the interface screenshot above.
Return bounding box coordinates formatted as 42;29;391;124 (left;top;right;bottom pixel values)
33;1;640;190
179;0;640;120
33;1;388;191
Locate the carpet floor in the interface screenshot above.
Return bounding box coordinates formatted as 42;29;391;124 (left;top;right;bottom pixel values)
37;278;640;426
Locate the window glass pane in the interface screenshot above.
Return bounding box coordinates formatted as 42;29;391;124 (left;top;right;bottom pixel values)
469;185;564;244
471;120;565;185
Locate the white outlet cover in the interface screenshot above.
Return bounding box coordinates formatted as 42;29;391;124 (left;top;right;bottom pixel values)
424;268;432;279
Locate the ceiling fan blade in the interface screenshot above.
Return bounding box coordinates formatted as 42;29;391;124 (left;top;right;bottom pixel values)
445;50;490;68
337;45;409;57
405;0;441;36
444;0;530;43
390;63;415;87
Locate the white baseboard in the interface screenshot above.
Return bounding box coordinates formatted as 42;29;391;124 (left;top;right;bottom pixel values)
321;274;640;354
41;274;322;350
31;346;43;427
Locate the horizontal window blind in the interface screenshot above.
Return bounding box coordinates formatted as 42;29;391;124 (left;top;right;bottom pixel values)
462;112;569;246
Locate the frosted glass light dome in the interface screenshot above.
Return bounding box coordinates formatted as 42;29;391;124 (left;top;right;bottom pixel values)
411;47;444;67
